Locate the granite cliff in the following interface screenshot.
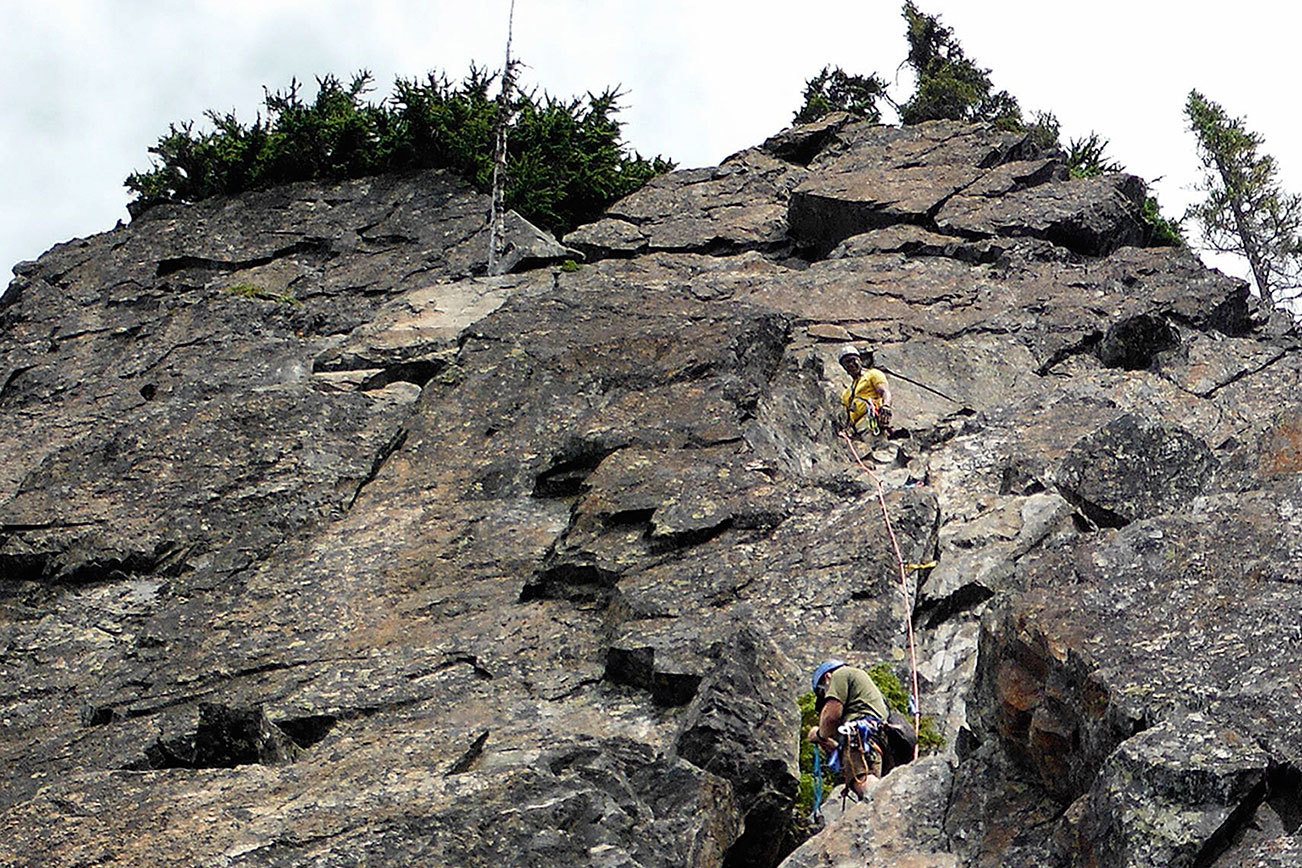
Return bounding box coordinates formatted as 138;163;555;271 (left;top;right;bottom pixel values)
1;115;1299;866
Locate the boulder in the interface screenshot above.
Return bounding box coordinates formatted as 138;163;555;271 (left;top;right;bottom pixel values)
565;150;806;259
1070;714;1269;867
1055;413;1218;527
787;121;1042;256
781;757;959;867
936;173;1148;256
761;112;856;164
1096;312;1182;370
496;209;573;272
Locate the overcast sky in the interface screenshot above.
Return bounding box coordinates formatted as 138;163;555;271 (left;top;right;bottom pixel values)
4;1;1300;291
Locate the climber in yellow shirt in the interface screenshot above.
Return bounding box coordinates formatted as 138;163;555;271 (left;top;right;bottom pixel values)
837;344;892;437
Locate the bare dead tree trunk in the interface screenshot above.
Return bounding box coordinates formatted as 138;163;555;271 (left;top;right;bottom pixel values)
1214;153;1275;306
487;0;517;276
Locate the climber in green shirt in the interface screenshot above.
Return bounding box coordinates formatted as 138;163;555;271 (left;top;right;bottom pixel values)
807;660;889;797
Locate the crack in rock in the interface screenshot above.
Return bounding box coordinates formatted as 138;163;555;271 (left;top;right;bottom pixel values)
155;239;334;277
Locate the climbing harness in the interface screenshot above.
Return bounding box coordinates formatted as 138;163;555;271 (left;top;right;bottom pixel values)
846;372;882;437
837;718;882;740
840;431;923;759
833;717;885;811
838;718;885;768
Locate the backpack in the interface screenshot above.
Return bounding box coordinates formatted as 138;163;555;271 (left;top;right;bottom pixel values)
881;709;918;773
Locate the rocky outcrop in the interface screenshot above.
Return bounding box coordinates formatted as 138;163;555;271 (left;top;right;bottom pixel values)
1;116;1299;867
675;629;803;867
783;757;959;867
1055;413;1219;527
936;171;1148;256
0;169;562;587
783;121;1116;257
564;149;807;259
1070;714;1270;866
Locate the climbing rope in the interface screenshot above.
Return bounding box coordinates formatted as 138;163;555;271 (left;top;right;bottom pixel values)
877;365;962;405
810;743;824;823
840;431;922;760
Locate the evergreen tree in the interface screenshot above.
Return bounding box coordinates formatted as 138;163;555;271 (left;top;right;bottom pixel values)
793;66;890;125
898;2;1021;129
1185;89;1302;309
1064;132;1123;179
126;67;672;235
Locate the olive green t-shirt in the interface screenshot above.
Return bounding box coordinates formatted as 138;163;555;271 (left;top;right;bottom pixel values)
826;666;889;723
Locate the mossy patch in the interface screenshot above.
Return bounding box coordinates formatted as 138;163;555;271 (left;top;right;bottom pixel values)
222;283;302;307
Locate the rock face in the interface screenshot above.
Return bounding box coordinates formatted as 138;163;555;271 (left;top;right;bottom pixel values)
1;118;1299;867
1071;714;1270;867
1055;413;1219;527
783;756;959;867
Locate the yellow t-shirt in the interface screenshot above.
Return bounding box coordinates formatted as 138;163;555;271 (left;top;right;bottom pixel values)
840;368;888;430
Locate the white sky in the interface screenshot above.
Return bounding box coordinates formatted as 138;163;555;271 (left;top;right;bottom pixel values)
3;1;1300;290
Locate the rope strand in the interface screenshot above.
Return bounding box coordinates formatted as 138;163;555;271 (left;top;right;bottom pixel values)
840;431;922;760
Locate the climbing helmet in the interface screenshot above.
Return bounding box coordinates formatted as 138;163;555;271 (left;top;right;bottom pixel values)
811;659;846;693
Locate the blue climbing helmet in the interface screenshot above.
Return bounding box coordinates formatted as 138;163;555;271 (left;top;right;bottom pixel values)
811;659;846;693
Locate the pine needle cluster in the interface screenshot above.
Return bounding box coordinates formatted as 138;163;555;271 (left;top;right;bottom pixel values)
126;68;672;235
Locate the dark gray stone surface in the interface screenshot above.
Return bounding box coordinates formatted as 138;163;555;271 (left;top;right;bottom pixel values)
564;149;806;259
1055;413;1219;527
2;118;1299;867
1072;714;1269;867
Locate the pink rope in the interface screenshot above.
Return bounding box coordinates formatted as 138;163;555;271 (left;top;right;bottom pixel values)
840;431;922;760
